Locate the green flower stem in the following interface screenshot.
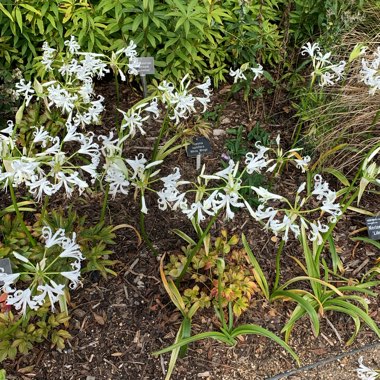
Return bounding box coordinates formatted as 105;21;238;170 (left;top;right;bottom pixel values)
151;113;170;162
9;185;36;247
114;74;120;126
218;271;227;331
176;211;221;285
100;185;110;224
139;206;159;257
40;195;49;221
273;239;285;291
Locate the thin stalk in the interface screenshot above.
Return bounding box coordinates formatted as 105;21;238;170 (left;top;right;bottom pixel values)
9;185;36;247
40;195;49;221
273;239;285;291
139;206;159;256
218;271;227;331
176;211;221;285
100;185;110;224
151;113;170;161
114;74;120;126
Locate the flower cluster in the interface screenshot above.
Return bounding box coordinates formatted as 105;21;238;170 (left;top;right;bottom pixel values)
157;75;212;124
156;137;339;244
15;37;139;128
101;137;162;212
360;46;380;95
301;42;347;87
229;63;264;83
118;98;160;138
0;226;83;315
0;120;100;200
252;174;341;244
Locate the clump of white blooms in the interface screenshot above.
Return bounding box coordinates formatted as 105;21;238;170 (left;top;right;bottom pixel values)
358;146;380;204
118;98;160;138
0;120;100;200
157;74;212;124
357;356;380;380
15;37;139;128
301;42;347;87
0;226;83;315
360;46;380;95
229;62;264;83
155;135;338;244
99;132;162;213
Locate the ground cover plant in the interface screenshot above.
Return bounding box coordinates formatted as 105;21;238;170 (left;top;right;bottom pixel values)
0;1;380;379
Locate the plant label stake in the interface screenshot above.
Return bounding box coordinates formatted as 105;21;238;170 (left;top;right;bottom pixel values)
366;216;380;240
135;57;155;98
0;258;12;286
186;136;212;171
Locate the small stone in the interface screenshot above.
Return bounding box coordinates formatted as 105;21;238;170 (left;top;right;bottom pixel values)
213;129;226;136
220;117;231;125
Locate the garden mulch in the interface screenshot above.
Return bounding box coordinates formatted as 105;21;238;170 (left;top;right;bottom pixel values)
2;80;380;379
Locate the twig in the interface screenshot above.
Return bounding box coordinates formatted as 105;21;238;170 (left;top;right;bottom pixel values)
324;316;343;344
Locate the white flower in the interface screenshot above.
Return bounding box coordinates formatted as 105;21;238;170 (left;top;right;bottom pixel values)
61;267;81;289
118;108;148;138
212;192;244;220
143;98;160;119
330;60;346;80
121;40;138;58
42;226;66;248
196;76;212;96
357;356;379;380
0;271;20;290
297;182;306;194
26;175;58;201
270;215;300;241
32;126;51;147
182;201;214;221
64;36;81;54
15;79;34;106
319;72;335;86
34;281;65;311
256;205;278;226
105;165;130;197
294;156;311;172
229;68;246;83
99;131;121;157
316;51;332;66
60;233;83;261
55;171;88;197
301;42;320;58
308;221;329;245
251;64;264;80
6;289;39;315
41;42;56;71
245;147;270;174
251;186;284;203
9;158;40;187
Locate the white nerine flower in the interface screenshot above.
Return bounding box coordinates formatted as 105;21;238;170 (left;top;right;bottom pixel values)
182;201;214;221
251;64;264;80
251;186;284;203
294;156;311;172
41;42;56;71
357;356;379;380
301;42;320;58
229;68;246;83
64;36;81;54
245;144;270;174
15;79;34;106
6;289;39;315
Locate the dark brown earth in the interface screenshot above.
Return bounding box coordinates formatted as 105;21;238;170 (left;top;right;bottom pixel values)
2;80;380;380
